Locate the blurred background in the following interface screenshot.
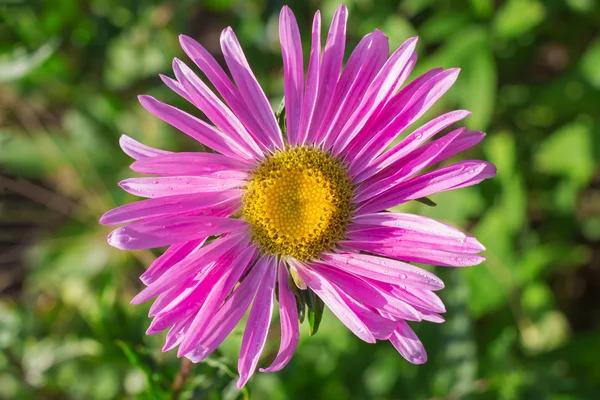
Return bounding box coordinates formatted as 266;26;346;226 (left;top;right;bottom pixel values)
1;0;599;398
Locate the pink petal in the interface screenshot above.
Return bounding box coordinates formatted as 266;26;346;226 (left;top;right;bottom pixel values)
184;256;271;363
331;37;418;155
130;152;251;178
172;59;264;158
320;252;444;290
345;241;486;267
99;190;242;225
178;244;258;356
339;293;397;340
291;260;376;343
220;28;283;150
160;74;192;103
260;261;300;372
138;95;258;161
358;160;496;214
237;258;277;388
346;224;484;254
163;314;194;352
119;176;245;198
389;321;427;364
147;278;207;334
304;4;347;144
390;285;446;313
346;68;458;172
107;215;246;250
179;35;269;149
351;212;477;240
415;309;445;323
308;263;422;321
356;128;467;202
119;135;171;160
348;214;485;252
355;109;471;182
131;233;250;304
141;239;205;285
343;67;443;164
298;11;321;146
279;6;304;146
318;30;390;149
148;277;195;318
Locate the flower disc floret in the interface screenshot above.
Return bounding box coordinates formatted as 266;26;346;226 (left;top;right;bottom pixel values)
242;147;353;260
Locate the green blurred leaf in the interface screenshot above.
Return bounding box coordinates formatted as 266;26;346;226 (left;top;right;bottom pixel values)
461;47;496;130
0;38;59;82
580;38;600;89
535;121;595;186
493;0;546;39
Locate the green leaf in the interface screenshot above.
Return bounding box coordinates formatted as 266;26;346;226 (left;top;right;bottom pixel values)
415;197;437;207
304;289;325;336
115;341;164;399
276;98;286;135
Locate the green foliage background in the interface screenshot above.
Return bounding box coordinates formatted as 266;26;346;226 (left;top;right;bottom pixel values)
1;0;599;398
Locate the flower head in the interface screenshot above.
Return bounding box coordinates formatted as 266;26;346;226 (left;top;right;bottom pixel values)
101;4;496;388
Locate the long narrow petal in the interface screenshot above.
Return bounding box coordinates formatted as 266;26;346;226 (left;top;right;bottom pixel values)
344;240;486;267
160;74;192;103
237;259;277;388
119;176;245;198
355;110;471;182
119;135;171;160
331;37;418;155
148;278;196;318
178;244;258;356
184;256;270;363
317;31;389;147
389;321;427;364
99;190;242;225
304;4;347;144
338;291;397;340
260;261;300;372
362;128;486;193
357;160;496;213
172;59;264;157
147;278;209;334
279;6;304;145
130;152;251;176
298;11;321;146
356;128;466;202
346;68;457;171
351;212;478;239
344;67;443;163
309;263;422;321
179;35;270;149
320;252;444;290
163;314;194;352
346;227;484;254
138;95;258;161
131;233;249;304
141;239;205;285
107;215;246;250
220;28;283;150
291;260;376;343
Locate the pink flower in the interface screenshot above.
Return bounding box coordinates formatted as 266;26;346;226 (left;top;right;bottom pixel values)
101;5;496;388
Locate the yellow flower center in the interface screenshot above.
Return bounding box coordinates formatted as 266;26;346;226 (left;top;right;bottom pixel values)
242;147;354;261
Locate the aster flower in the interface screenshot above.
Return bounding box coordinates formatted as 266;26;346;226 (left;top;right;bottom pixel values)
101;4;496;388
